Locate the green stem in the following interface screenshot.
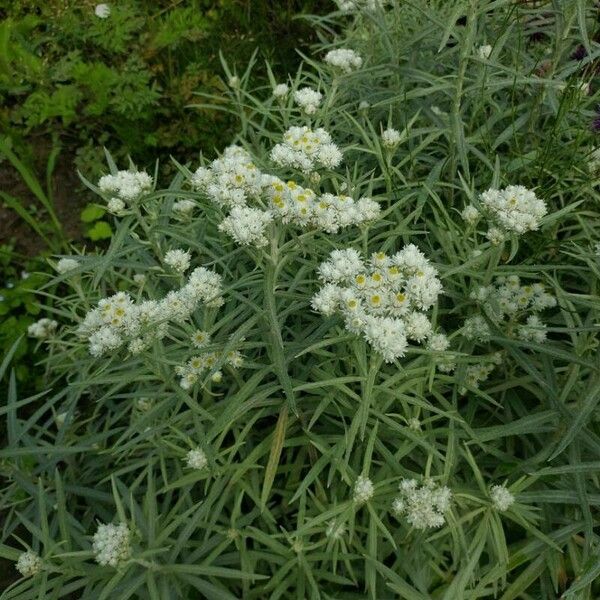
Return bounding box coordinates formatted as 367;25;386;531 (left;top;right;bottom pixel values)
263;227;297;415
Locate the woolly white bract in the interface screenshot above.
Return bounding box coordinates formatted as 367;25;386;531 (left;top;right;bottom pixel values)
313;246;444;361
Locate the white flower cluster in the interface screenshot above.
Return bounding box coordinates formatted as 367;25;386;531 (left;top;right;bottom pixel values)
164;249;191;273
337;0;390;12
353;474;375;504
293;87;322;115
471;275;555;343
191;146;263;208
56;257;79;274
28;318;58;340
176;349;244;390
462;185;547;242
92;522;132;567
477;44;492;60
16;550;42;577
324;48;363;73
265;180;379;233
462;354;502;393
490;484;515;511
462;314;491;343
381;127;401;149
78;267;223;357
185;448;208;470
172;199;195;219
98;169;153;212
219;206;274;247
271;126;343;172
190;143;378;245
312;246;444;362
273;83;289;98
391;478;452;530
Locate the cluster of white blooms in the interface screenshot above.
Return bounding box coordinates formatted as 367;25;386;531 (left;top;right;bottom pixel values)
191;146;263;208
477;44;492;59
293;87;322;115
164;249;191;273
462;314;491;342
28;318;58;339
324;48;363;73
463;357;500;393
273;83;289;98
77;267;223;357
94;4;110;19
219;206;274;247
92;522;132;567
517;314;548;343
98;170;153;211
391;478;452;530
312;246;443;362
353;474;375;504
265;180;379;233
172;199;196;219
337;0;390;11
490;484;515;511
190;142;378;245
271;126;343;172
185;448;208;470
191;330;210;348
462;186;547;242
381;127;401;149
176;349;244;390
55;257;79;274
16;550;42;577
470;275;556;343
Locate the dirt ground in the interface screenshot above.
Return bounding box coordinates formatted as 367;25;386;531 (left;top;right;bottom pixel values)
0;151;89;258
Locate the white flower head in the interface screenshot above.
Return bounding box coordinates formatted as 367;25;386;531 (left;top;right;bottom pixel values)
353;474;374;504
324;48;363;73
381;128;401;149
172;199;195;219
392;478;452;530
479;185;547;235
92;522;132;567
490;484;515;511
94;3;110;18
16;550;42;577
314;245;441;362
28;318;58;340
218;206;273;247
273;83;289;98
478;44;492;60
185;448;208;470
293;87;322;115
164;249;191;274
56;258;79;274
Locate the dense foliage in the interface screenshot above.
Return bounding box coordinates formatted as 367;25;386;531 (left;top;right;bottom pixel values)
2;1;600;598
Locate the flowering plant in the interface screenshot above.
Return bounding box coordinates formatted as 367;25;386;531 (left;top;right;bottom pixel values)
2;1;600;599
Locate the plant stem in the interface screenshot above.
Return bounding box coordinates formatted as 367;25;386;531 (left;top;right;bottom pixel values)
263;227;298;415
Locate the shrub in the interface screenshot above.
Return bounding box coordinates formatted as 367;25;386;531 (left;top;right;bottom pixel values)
2;1;600;598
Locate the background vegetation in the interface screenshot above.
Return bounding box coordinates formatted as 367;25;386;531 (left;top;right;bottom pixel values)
0;0;328;390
